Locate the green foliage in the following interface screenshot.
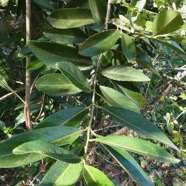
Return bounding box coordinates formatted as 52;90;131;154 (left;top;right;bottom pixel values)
0;0;185;185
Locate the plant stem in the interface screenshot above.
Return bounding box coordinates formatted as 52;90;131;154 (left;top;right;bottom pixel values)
24;0;32;130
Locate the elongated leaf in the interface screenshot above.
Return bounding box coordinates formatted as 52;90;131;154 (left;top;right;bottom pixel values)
96;135;179;163
36;73;81;96
101;66;150;82
100;86;140;113
40;161;83;186
0;126;81;168
153;39;186;55
13;140;81;163
48;8;95;29
121;33;136;63
101;106;179;151
136;47;160;77
83;165;114;186
79;29;120;57
89;0;106;26
35;107;87;129
152;10;184;36
57;62;92;93
44;28;87;44
28;41;92;67
34;0;55;11
27;60;45;71
103;145;153;186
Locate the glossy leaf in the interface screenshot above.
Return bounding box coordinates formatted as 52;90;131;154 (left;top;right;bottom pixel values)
83;165;114;186
100;86;140;113
79;29;120;57
101;106;179;151
121;33;136;63
103;145;153;186
131;0;146;10
13;140;81;163
28;41;92;67
57;62;92;93
48;8;95;29
0;126;81;168
96;135;179;163
101;66;150;82
27;60;45;71
35;107;87;129
36;73;81;96
152;10;184;36
40;161;83;186
43;28;87;44
89;0;106;26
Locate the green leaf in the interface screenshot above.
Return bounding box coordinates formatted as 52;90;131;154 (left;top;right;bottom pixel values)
96;135;179;163
27;60;45;71
40;161;83;186
33;0;56;11
89;0;107;26
136;47;160;77
83;165;114;186
101;106;179;151
79;29;120;57
103;145;154;186
130;0;146;10
13;140;81;163
0;126;81;168
43;28;87;45
121;33;136;63
48;8;95;29
28;41;92;67
36;73;81;96
152;10;184;36
101;66;150;82
57;62;92;93
100;86;140;113
35;107;87;129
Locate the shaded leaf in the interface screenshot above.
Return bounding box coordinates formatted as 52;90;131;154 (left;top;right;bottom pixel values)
101;66;150;81
83;165;114;186
79;29;120;57
34;0;56;11
36;73;81;96
43;28;87;45
40;161;83;186
35;107;87;129
89;0;107;26
121;33;136;63
28;41;92;67
103;145;153;186
152;10;184;36
57;62;92;93
96;135;179;163
100;106;179;151
100;86;140;113
48;8;95;29
13;140;81;163
27;60;45;71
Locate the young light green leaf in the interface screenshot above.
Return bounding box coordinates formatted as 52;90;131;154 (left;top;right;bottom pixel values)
152;10;184;36
101;106;179;151
40;161;83;186
89;0;107;26
0;126;81;168
96;135;179;163
57;62;92;93
130;0;146;11
27;60;45;71
36;73;81;96
43;28;87;45
83;165;114;186
79;29;120;57
101;66;150;82
48;8;95;29
121;33;136;63
103;145;154;186
35;107;87;129
100;86;140;113
28;41;92;67
13;140;81;163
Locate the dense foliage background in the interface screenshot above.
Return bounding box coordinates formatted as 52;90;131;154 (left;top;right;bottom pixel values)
0;0;186;185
